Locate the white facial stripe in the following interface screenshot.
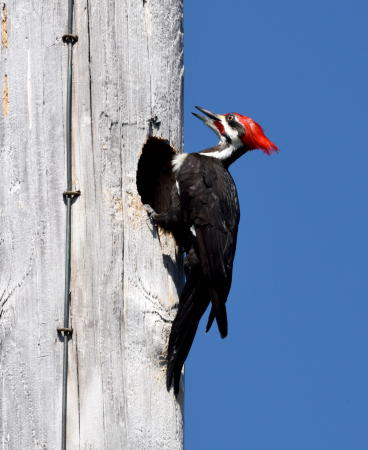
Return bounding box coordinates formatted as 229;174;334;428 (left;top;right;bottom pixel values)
221;118;243;149
172;153;188;173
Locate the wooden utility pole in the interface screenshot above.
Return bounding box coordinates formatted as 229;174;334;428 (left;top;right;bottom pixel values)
0;1;184;448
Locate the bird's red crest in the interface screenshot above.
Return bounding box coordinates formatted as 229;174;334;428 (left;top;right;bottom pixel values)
234;114;278;155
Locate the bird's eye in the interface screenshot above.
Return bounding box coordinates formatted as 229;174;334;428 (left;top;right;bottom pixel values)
227;114;235;122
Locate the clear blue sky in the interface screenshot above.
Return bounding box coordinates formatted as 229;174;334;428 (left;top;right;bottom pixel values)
184;1;368;449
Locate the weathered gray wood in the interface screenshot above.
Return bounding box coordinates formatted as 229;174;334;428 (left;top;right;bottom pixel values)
0;0;184;448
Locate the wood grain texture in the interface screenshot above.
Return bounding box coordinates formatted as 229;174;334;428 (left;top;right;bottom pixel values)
0;0;184;448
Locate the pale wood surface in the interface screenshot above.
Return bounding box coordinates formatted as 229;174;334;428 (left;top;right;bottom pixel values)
0;1;184;448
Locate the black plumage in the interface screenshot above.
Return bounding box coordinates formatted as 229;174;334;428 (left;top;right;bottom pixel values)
177;154;240;335
149;153;240;395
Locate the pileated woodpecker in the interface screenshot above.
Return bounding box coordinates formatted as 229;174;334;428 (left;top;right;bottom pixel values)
145;106;278;395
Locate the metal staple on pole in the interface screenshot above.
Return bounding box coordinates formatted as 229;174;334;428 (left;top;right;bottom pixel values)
57;0;79;449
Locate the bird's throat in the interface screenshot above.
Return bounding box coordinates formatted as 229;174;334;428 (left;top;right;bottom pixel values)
199;142;246;167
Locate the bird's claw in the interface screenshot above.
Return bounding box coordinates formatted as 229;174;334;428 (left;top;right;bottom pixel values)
144;204;159;228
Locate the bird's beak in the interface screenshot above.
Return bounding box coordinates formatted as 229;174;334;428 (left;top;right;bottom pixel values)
192;106;224;137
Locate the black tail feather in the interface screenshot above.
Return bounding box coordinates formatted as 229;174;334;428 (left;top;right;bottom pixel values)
208;288;228;338
166;282;209;396
205;307;215;333
167;316;200;395
214;302;228;338
166;277;228;395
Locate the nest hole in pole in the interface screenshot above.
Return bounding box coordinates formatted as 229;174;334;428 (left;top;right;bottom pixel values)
137;137;184;295
136;137;177;214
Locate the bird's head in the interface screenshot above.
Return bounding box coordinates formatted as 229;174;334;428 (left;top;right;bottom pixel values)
192;106;278;155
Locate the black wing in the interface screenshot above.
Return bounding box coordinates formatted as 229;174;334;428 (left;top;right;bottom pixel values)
177;153;240;337
167;153;240;394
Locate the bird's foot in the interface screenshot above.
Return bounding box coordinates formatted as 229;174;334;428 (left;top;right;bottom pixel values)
144;204;158;222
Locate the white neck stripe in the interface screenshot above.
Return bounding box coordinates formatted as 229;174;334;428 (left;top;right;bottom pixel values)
199;146;236;161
